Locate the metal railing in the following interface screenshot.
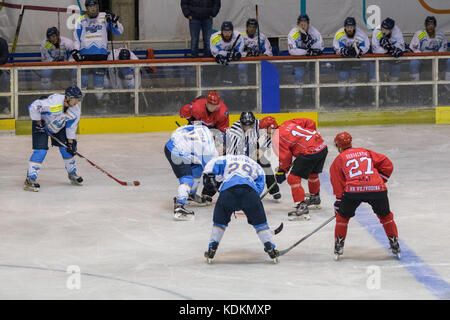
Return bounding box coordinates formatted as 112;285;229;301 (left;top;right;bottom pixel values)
0;52;449;120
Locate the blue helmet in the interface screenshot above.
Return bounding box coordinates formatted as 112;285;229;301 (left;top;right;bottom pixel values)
65;86;83;100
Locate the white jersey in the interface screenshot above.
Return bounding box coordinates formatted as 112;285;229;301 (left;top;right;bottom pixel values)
73;12;124;56
372;25;405;54
166;125;218;167
333;27;370;54
40;36;74;62
242;31;273;57
409;29;448;53
106;48;139;89
210;30;244;58
287;25;324;56
28;94;80;139
203;155;265;195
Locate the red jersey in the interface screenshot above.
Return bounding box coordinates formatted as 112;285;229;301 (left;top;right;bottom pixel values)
179;98;229;133
330;147;393;199
273;118;327;171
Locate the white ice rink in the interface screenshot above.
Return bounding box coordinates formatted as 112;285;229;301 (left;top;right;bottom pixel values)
0;124;449;300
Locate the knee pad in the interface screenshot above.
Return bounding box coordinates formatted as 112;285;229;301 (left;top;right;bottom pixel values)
287;174;301;187
191;164;203;179
59;146;73;160
30;149;48;163
308;173;319;183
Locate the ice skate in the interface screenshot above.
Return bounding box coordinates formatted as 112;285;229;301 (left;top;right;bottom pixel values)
68;172;83;186
334;236;345;261
389;236;401;259
288;201;310;221
186;193;212;207
204;241;218;264
305;193;321;210
23;177;40;192
173;198;195;221
264;242;280;264
272;191;281;203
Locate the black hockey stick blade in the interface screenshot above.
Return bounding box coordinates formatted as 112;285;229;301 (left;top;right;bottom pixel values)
272;222;283;235
279;215;335;256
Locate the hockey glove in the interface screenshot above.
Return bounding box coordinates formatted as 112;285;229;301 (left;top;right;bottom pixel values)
334;199;342;213
33;121;46;134
202;173;218;195
215;54;229;66
275;169;286;184
380;36;394;52
391;47;403;58
306;48;322;56
340;47;350;57
231;51;242;61
71;49;84;62
106;12;119;24
66;140;77;156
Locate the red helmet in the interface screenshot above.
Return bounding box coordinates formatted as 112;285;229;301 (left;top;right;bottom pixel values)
334;132;352;149
180;104;192;119
259;116;278;129
206;91;220;105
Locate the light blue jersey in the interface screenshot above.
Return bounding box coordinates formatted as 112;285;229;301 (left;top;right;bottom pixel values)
166;125;218;168
28;94;80;139
203;155;265;195
73;13;124;56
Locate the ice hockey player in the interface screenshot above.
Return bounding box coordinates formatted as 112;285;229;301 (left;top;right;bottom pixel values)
164;124;218;221
105;48;139;90
330;132;401;260
24;86;84;192
202;154;279;263
242;18;273;57
72;0;124;110
272;118;328;220
371;17;405;104
409;16;449;98
40;27;74;90
210;21;244;66
226;112;281;201
287;14;324;101
333;17;371;107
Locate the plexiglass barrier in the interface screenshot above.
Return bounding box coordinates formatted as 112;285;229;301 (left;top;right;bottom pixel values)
1;53;449;120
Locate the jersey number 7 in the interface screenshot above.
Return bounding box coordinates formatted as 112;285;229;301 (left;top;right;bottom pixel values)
346;157;374;178
291;126;317;141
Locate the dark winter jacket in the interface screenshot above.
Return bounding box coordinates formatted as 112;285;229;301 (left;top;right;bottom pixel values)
181;0;221;20
0;37;9;65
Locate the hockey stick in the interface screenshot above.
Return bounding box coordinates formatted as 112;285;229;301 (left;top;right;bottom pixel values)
278;215;336;256
47;132;140;186
76;0;84;15
10;5;25;60
260;181;277;200
255;4;261;55
226;34;241;63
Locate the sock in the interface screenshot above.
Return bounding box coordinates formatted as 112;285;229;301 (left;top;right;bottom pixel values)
27;149;47;179
210;222;227;245
254;222;274;247
59;147;76;175
335;213;350;241
377;212;399;239
287;174;305;203
308;173;320;195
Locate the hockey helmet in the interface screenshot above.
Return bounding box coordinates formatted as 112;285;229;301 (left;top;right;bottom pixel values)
246;18;258;28
425;16;436;26
119;49;131;60
206;91;220;105
334;132;352;150
297;14;310;24
85;0;98;7
344;17;356;27
65;86;83;100
259;116;278;129
221;21;234;32
46;27;59;39
381;17;395;30
240;112;256;126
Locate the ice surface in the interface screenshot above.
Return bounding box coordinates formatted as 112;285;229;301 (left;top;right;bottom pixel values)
0;124;449;299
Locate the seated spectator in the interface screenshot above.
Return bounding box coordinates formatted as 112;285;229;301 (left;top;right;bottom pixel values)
0;36;8;65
